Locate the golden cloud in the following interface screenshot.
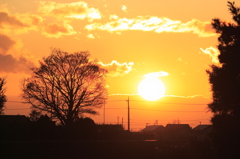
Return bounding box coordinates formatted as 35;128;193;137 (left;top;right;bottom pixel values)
200;47;220;64
38;1;101;20
143;71;169;78
85;16;217;37
42;23;77;38
99;60;134;77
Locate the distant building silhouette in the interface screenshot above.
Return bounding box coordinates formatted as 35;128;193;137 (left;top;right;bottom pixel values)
97;124;125;140
0;115;30;141
141;124;192;141
141;125;165;140
0;115;30;125
165;124;192;141
192;124;212;140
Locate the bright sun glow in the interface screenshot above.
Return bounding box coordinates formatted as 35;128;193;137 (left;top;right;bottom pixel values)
138;76;165;101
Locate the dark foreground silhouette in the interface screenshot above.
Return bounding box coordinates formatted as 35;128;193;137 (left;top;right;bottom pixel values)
0;115;217;159
1;140;216;159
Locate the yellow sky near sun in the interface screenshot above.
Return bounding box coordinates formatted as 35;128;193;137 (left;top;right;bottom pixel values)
0;0;234;131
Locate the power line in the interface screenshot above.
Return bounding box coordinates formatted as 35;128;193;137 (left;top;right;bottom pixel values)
5;106;208;113
6;99;209;106
6;101;24;103
6;108;29;110
131;108;207;112
105;107;207;113
108;99;208;105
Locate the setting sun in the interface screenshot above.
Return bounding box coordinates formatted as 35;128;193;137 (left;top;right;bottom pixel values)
138;75;166;101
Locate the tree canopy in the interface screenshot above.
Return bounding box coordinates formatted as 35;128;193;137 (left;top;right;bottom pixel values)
22;49;108;126
206;1;240;158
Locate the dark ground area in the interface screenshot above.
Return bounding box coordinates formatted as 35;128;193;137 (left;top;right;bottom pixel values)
1;140;216;159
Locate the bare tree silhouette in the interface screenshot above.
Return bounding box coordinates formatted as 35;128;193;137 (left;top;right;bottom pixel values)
21;48;108;126
0;77;7;115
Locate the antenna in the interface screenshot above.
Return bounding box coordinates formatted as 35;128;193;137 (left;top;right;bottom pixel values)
122;117;124;127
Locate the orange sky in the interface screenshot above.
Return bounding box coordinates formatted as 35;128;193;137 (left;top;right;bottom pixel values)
0;0;234;131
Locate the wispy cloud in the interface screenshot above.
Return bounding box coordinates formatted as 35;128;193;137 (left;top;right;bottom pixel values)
99;60;134;77
143;71;169;78
85;16;216;37
38;1;101;21
110;93;138;96
165;94;210;99
177;57;188;64
200;47;220;64
122;5;127;13
86;33;95;39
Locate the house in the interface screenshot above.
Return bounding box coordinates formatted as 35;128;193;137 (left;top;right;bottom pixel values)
141;125;165;140
97;124;125;139
0;115;30;125
165;124;192;140
192;124;212;140
0;115;31;141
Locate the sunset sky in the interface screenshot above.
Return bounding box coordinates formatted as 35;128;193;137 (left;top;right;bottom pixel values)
0;0;234;131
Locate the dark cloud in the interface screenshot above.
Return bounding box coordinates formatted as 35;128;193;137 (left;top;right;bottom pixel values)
0;12;28;28
0;34;34;73
0;34;15;52
43;23;76;38
0;54;34;73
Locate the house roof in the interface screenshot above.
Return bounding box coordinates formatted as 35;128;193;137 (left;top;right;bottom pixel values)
141;125;164;132
165;124;191;130
193;125;212;131
0;115;30;124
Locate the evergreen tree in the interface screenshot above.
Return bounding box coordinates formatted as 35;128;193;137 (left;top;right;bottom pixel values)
206;2;240;158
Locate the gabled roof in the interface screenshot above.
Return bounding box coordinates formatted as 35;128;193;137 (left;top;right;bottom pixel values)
193;125;212;131
97;124;124;131
0;115;30;124
141;125;164;132
166;124;191;130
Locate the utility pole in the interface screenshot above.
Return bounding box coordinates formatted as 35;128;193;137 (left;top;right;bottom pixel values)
127;96;130;131
103;100;105;124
